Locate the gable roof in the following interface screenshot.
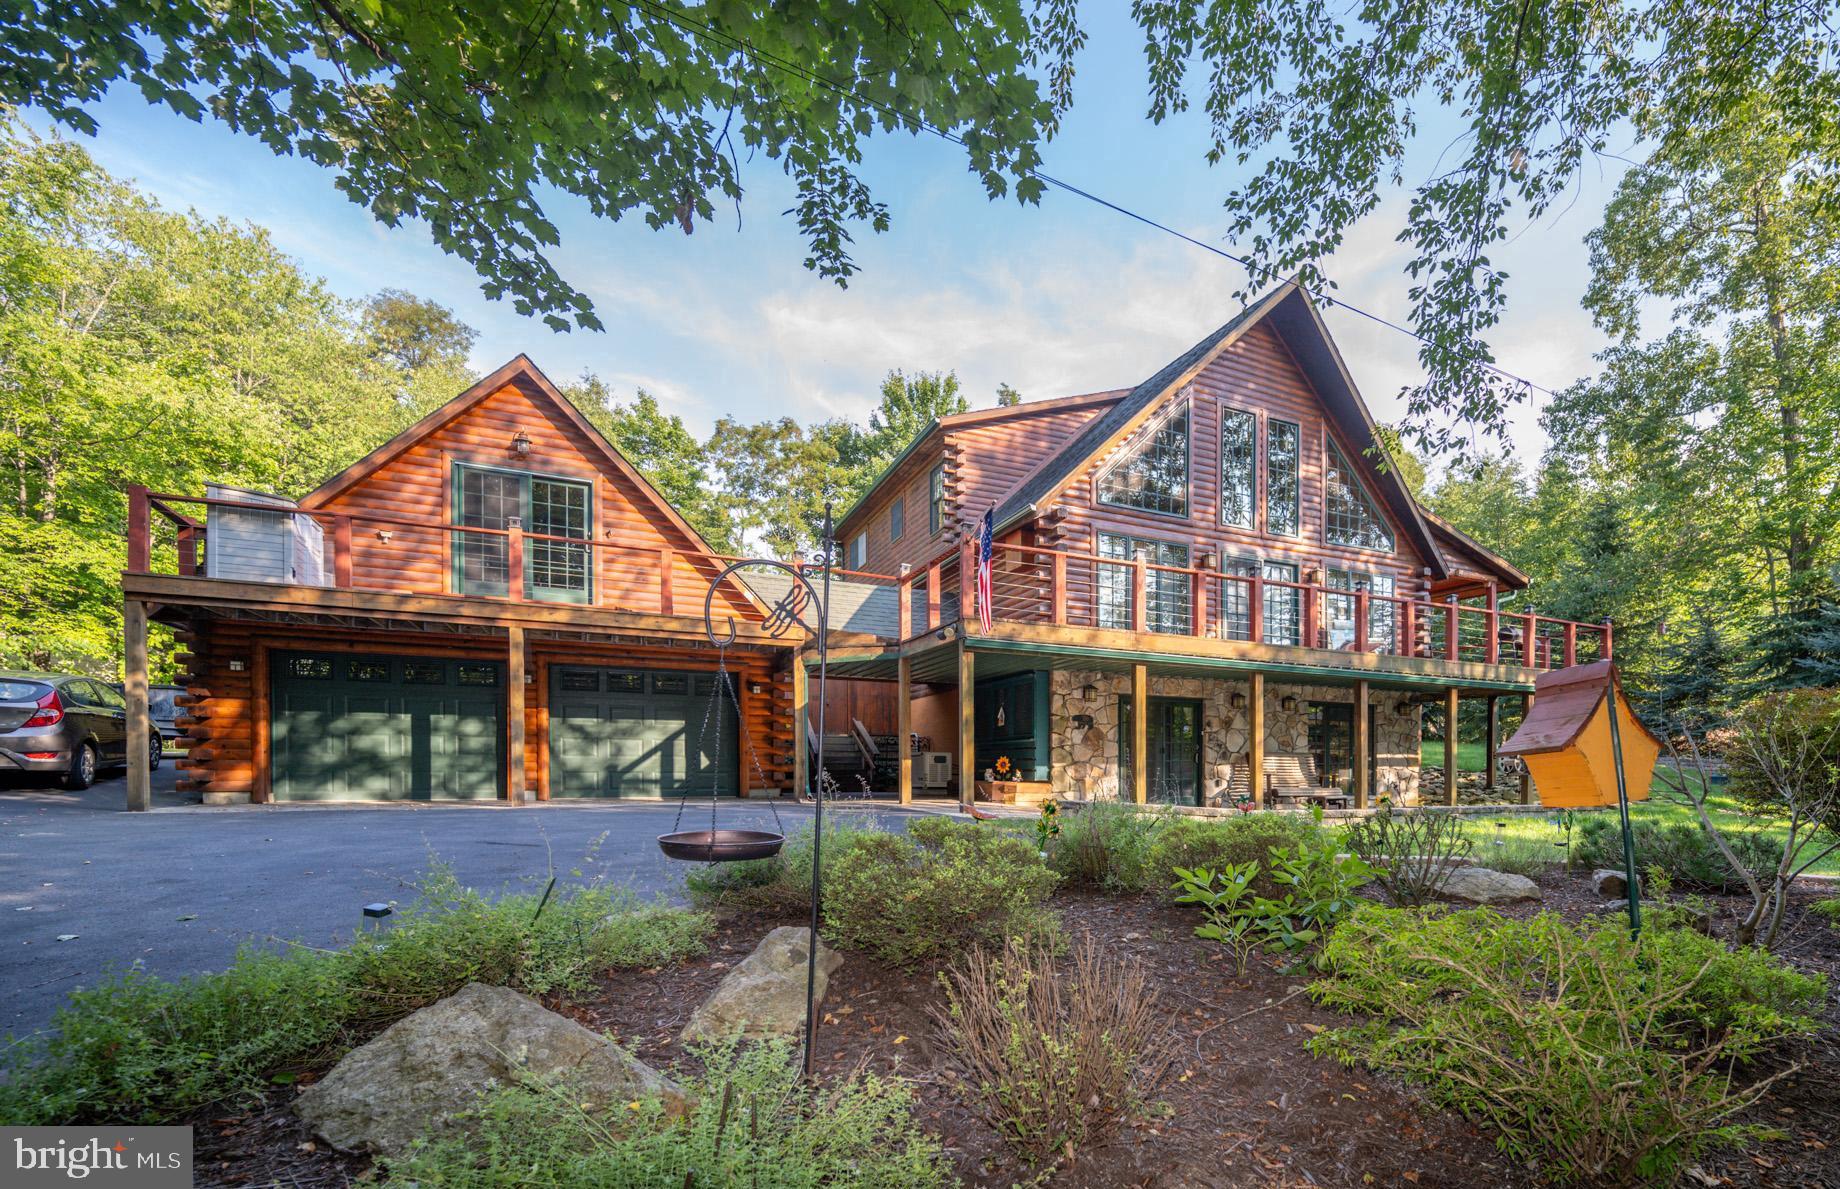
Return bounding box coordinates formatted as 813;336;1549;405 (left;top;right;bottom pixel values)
1422;509;1530;590
301;354;723;558
990;281;1449;579
835;388;1126;536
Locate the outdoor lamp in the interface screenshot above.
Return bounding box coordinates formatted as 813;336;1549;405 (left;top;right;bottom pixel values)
1229;691;1246;710
1280;695;1298;712
1080;682;1098;702
511;430;532;457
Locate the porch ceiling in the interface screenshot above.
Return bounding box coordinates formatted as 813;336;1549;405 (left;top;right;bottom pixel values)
813;636;1532;695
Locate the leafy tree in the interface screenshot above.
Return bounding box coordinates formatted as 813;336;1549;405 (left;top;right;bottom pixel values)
995;383;1023;407
362;289;477;374
4;3;1057;330
562;373;733;552
705;416;861;557
859;370;968;468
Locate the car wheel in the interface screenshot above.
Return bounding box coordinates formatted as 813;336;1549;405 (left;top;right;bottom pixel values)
63;742;97;791
149;734;163;772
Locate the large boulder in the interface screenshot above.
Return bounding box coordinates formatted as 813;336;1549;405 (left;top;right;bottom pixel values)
296;982;687;1157
681;926;842;1044
1438;865;1542;904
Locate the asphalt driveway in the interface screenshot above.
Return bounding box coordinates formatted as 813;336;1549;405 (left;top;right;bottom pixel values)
0;767;933;1037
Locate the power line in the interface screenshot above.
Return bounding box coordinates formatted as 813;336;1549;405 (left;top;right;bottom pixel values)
628;0;1563;401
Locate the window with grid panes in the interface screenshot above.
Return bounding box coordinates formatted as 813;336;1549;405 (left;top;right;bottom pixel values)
1097;533;1191;633
453;464;592;603
928;464;945;533
1261;559;1300;645
1324;569;1397;651
1220;408;1256;528
1323;435;1396;551
1098;402;1189;517
1219;556;1259;640
1266;420;1300;536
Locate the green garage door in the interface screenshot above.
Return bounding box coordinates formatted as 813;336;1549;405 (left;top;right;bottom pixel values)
272;652;503;801
549;666;738;798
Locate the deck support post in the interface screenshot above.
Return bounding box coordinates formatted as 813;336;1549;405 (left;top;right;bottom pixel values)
124;598;150;813
792;651;810;796
506;624;527;802
1353;679;1370;809
1131;662;1149;805
1444;686;1460;807
1484;694;1500;799
957;645;975;806
1248;671;1266;808
896;654;913;805
1519;693;1536;804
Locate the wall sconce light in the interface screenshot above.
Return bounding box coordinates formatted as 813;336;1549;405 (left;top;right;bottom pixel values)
1080;682;1098;702
1280;695;1298;712
750;682;764;695
227;659;247;673
1395;699;1414;716
1201;551;1219;569
511;430;532;458
376;529;393;544
1228;691;1246;710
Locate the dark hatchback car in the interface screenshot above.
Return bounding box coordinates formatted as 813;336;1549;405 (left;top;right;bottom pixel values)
0;672;163;790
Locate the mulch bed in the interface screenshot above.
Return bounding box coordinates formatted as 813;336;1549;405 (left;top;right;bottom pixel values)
189;870;1840;1189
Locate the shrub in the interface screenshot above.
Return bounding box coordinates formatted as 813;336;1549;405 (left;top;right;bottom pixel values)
929;936;1175;1165
1045;801;1169;891
1310;905;1827;1186
1574;815;1776;893
1476;832;1560;877
0;867;711;1125
1342;805;1472;905
1146;813;1320;899
379;1039;949;1187
682;818;884;914
1812;897;1840;929
1171;861;1261;974
825;818;1058;966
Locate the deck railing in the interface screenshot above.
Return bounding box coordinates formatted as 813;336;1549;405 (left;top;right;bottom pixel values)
124;485;818;620
894;537;1609;671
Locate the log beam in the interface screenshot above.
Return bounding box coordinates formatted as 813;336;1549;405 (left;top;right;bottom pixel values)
124;598;151;812
1131;662;1149;805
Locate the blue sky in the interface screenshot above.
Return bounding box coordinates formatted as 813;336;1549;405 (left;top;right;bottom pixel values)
28;9;1636;470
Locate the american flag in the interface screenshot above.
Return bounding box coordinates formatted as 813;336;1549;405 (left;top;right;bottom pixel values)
976;508;994;633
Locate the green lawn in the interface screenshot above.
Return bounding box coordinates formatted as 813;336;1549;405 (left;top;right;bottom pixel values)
1419;739;1488;772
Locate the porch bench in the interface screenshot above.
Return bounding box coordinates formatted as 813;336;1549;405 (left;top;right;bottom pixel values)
1262;755;1349;810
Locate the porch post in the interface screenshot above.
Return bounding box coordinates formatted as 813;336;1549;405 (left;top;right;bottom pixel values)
506;624;527;802
957;645;975;806
791;652;811;796
1131;662;1148;805
1353;679;1370;809
1484;694;1500;799
1248;671;1266;808
124;598;150;813
896;654;913;805
1444;687;1460;807
1519;693;1536;804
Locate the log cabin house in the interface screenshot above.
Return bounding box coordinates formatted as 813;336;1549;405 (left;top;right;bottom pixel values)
119;356;802;808
817;280;1609;809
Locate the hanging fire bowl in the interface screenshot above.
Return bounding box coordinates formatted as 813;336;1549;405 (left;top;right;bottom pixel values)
657;828;786;863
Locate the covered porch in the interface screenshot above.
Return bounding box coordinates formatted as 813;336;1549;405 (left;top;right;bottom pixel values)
817;636;1535;810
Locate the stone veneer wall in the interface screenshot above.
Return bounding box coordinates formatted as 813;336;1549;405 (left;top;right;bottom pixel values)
1049;670;1422;805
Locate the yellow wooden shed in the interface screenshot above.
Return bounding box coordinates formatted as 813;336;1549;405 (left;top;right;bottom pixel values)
1499;660;1661;809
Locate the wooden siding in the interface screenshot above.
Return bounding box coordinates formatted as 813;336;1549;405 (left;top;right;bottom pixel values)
848;399;1117;577
172;618;793;800
1047;322;1431;601
312;376;752;621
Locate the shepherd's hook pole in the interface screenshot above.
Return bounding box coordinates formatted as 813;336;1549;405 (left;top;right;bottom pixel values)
804;502;835;1079
1604;663;1642;940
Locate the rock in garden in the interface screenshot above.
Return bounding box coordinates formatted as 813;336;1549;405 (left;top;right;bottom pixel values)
681;926;842;1044
296;982;687;1157
1437;866;1542;904
1592;868;1636;899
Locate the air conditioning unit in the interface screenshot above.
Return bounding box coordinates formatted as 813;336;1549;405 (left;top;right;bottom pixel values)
916;752;952;792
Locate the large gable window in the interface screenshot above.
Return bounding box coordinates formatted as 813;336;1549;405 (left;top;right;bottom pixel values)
1324;435;1396;551
1220;407;1256;528
1266;419;1300;536
1098;401;1189;517
453;463;592;603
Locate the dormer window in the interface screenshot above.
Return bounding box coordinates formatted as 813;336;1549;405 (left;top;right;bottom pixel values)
1324;435;1396;551
1098;400;1189;518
